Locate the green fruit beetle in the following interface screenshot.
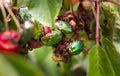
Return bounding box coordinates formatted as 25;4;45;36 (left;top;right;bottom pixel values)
55;20;72;33
41;30;62;46
70;40;84;55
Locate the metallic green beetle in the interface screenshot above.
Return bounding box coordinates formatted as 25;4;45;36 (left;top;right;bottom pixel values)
70;40;84;55
55;20;72;33
17;6;31;23
20;20;34;45
41;30;62;46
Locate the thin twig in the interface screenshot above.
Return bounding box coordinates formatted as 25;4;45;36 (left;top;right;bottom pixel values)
5;5;23;33
0;0;8;31
6;14;11;22
96;0;100;45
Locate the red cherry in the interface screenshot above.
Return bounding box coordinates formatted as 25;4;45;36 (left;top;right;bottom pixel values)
0;30;20;41
9;30;20;40
0;30;20;53
0;40;19;53
43;25;51;35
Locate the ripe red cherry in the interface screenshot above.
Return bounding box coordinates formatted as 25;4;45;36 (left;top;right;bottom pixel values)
0;30;20;41
43;25;51;35
0;30;20;53
0;40;19;53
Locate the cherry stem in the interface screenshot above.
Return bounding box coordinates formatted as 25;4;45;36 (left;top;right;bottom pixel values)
5;5;23;33
104;0;120;6
95;0;100;45
0;0;9;31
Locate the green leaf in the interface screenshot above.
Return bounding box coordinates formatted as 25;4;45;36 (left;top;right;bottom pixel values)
101;3;120;53
88;45;115;76
43;52;63;76
100;7;115;40
101;2;119;16
18;0;62;27
29;46;52;64
17;0;62;27
5;54;45;76
101;37;120;76
16;0;29;6
113;17;120;53
29;46;63;76
0;54;19;76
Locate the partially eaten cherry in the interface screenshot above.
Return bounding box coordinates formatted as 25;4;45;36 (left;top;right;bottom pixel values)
43;25;51;35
